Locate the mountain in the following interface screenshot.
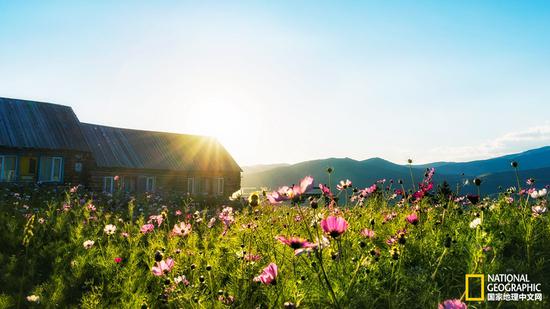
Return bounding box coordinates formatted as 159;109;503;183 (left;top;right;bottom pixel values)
243;157;462;191
241;163;290;174
241;146;550;194
418;146;550;176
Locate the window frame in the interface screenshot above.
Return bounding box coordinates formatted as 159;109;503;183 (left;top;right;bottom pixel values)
145;176;155;192
216;177;224;195
103;176;114;193
187;177;195;194
38;156;64;183
0;155;18;182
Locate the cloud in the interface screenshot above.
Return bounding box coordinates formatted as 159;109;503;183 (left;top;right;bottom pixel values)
428;124;550;162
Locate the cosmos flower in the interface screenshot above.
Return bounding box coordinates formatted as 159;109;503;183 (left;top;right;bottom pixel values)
87;203;96;212
244;253;262;263
469;218;482;229
317;183;332;199
253;263;278;285
104;224;117;235
208;217;217;228
276;236;316;255
267;176;314;204
83;240;95;249
294;176;314;195
532;205;547;217
172;222;192;237
140;224;155;234
530;188;547;199
152;258;175;276
114;257;122;263
406;213;419;225
336;179;352;191
148;214;164;227
438;299;467;309
174;275;190;286
26;295;40;303
320;216;349;238
360;228;375;239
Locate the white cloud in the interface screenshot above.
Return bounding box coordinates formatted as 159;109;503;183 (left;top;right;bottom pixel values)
428;123;550;162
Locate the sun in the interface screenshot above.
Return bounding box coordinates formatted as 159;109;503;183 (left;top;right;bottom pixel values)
184;101;253;165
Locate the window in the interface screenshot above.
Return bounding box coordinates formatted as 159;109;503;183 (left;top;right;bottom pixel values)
18;157;37;182
123;177;136;192
187;177;195;194
0;155;17;182
203;178;211;195
215;177;224;195
146;177;155;192
39;156;63;182
104;176;114;193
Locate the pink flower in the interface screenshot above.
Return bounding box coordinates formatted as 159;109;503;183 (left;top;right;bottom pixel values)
207;217;217;228
406;213;419;225
114;257;122;263
87;204;96;212
152;258;175;276
293;176;314;195
172;222;192;237
253;263;278;285
276;236;315;255
140;224;155;234
319;183;333;197
148;214;164;227
336;179;352;191
320;216;349;238
438;299;467;309
244;253;262;262
267;176;314;204
360;228;375;239
175;210;182;216
121;232;129;238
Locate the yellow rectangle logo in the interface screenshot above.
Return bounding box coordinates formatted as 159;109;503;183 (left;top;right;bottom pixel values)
465;274;485;301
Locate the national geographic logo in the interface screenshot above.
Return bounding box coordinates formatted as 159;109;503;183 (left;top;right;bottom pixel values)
465;274;543;302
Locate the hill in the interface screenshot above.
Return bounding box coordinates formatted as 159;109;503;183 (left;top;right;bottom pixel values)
242;146;550;194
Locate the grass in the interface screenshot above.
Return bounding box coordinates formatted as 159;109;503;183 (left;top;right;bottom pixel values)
0;175;549;308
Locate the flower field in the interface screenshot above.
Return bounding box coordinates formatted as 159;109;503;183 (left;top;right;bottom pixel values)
1;171;549;308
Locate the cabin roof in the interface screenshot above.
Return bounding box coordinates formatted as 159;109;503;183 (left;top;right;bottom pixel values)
80;123;242;172
0;97;89;152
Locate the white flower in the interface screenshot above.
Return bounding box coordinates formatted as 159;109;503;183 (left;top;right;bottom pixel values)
104;224;117;235
26;295;40;303
532;205;547;217
469;218;482;229
531;188;547;199
83;240;95;249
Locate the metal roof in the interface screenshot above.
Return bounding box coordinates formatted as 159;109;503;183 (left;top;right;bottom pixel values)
80;123;242;172
0;97;89;152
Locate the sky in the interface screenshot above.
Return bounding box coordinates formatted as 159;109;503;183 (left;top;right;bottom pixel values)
1;1;549;166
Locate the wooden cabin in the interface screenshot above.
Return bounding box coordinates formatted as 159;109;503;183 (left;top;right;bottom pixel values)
80;123;241;195
0;97;242;196
0;98;92;185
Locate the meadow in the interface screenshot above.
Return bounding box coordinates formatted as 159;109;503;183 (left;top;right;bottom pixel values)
0;168;549;308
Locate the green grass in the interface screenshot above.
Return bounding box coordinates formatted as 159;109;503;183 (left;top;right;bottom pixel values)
0;182;548;308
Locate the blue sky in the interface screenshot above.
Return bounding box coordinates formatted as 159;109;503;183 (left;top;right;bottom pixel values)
1;1;549;166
